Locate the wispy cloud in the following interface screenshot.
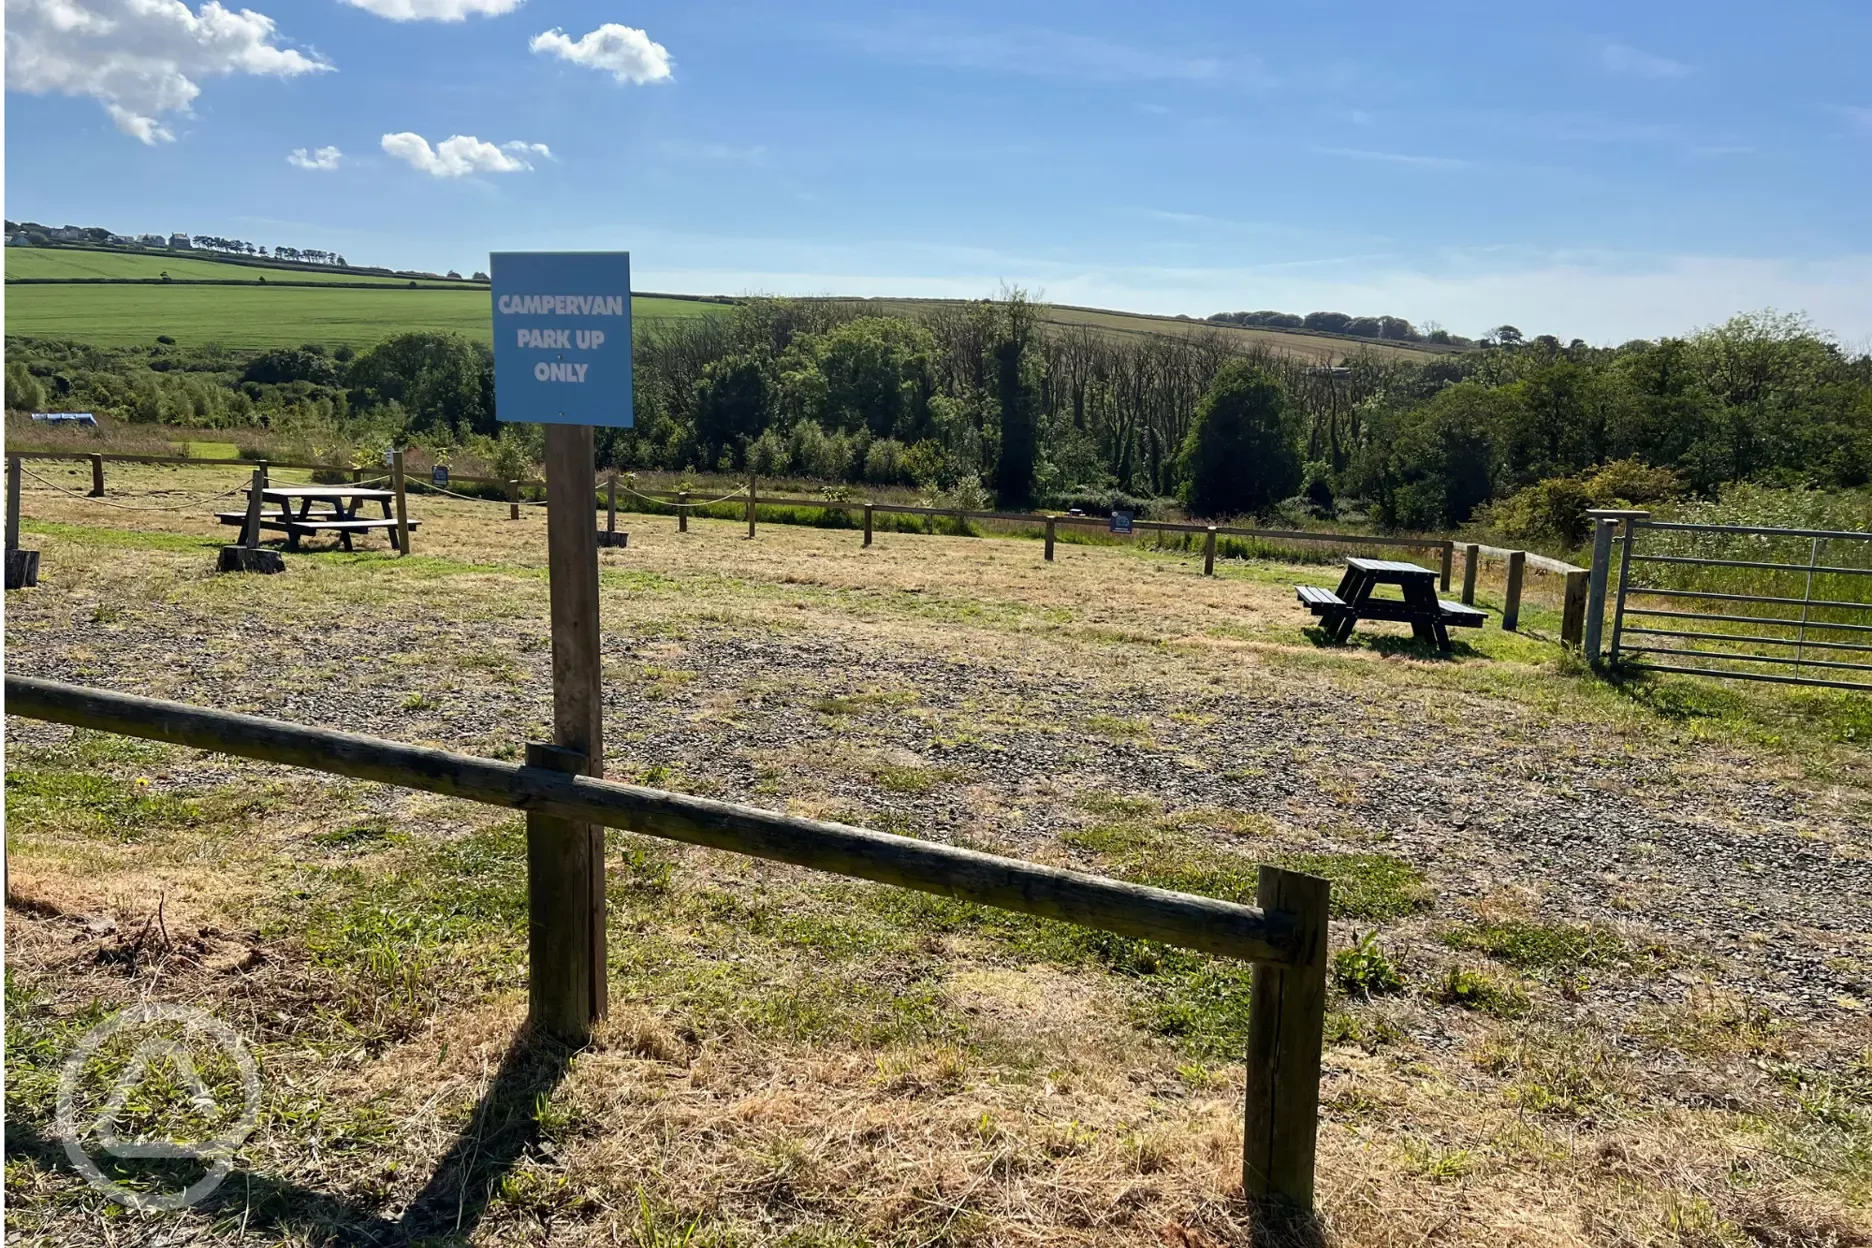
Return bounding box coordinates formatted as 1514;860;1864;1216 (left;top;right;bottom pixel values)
841;19;1270;88
1599;42;1691;81
1831;105;1872;132
1313;146;1471;170
287;145;342;171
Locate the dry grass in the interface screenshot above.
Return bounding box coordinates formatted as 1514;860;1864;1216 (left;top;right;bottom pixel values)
5;461;1870;1246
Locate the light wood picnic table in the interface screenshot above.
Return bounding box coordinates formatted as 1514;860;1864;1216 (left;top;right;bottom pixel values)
216;485;418;552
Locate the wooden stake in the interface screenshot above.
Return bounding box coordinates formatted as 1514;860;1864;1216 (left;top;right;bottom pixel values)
542;423;606;1033
1243;864;1329;1215
1561;569;1589;647
1044;516;1055;562
1439;541;1453;592
508;479;520;521
6;456;22;552
678;490;688;533
391;450;410;556
863;503;874;547
746;473;757;538
606;472;618;534
1461;543;1479;605
89;454;104;497
1503;551;1526;631
242;467;265;549
1204;526;1217;577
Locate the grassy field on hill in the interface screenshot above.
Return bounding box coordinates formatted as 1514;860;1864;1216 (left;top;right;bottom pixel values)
4;247;459;285
3;283;724;348
3;460;1868;1247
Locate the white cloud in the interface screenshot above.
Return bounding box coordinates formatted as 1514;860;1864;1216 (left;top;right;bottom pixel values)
287;144;342;170
529;24;672;84
1314;146;1472;170
381;132;548;177
1599;42;1691;80
846;21;1267;87
4;0;328;143
337;0;518;21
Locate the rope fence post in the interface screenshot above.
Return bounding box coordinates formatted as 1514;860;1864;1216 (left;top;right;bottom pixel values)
6;456;20;553
391;450;410;556
1503;551;1526;631
1044;516;1055;562
526;741;603;1041
863;503;873;548
1461;543;1479;605
1204;525;1217;577
1243;864;1330;1216
746;474;757;538
678;489;689;533
508;479;520;521
1439;541;1453;592
89;454;104;497
607;473;617;535
5;456;37;590
243;467;265;549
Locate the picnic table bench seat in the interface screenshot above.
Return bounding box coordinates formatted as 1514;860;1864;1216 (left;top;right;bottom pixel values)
215;511;419;552
1295;585;1347;611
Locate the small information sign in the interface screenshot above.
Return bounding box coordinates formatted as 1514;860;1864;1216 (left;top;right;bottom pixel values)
1110;509;1134;534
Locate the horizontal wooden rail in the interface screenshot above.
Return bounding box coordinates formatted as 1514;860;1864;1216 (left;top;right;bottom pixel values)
1466;542;1582;576
3;675;1298;966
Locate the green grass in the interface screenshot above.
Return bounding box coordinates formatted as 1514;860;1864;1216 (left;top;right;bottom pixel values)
6;248;451;285
1442;920;1633;975
4;286;725;349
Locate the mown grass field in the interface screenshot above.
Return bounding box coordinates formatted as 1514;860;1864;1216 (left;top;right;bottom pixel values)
4;247;462;285
4;461;1869;1247
2;284;725;348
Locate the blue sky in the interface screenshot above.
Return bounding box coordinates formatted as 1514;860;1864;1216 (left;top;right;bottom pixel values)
6;1;1871;342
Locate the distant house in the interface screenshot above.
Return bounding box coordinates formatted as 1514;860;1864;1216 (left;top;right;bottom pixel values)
168;233;191;249
30;412;99;428
137;234;165;247
106;233;133;245
49;227;86;242
7;234;32;247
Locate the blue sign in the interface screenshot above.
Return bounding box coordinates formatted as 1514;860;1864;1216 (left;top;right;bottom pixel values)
432;465;449;488
1110;509;1134;534
491;251;633;427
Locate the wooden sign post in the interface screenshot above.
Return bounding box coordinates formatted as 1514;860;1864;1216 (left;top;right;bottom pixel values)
492;249;633;1043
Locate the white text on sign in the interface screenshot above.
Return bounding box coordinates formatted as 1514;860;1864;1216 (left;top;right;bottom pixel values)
535;361;590;382
516;329;607;350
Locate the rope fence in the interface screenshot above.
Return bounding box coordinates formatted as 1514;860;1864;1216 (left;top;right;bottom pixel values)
18;464;251;513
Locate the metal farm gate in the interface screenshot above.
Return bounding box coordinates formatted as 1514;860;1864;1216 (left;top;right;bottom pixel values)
1610;519;1872;691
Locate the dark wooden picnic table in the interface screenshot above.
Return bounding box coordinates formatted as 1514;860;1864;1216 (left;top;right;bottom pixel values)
216;486;419;551
1296;556;1485;651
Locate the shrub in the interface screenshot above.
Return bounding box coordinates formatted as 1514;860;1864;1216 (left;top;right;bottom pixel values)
863;437;907;484
1332;932;1405;997
1177;360;1301;518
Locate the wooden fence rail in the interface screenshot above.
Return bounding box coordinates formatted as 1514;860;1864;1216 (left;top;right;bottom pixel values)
3;673;1330;1212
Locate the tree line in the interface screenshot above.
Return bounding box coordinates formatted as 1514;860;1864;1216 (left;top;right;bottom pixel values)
6;299;1867;539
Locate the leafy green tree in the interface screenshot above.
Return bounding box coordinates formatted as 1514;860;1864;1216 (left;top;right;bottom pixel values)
1382;383;1503;529
990;292;1040;506
347;332;494;438
1176;360;1301;517
782;317;937;441
5;361;45;411
691;353;772;471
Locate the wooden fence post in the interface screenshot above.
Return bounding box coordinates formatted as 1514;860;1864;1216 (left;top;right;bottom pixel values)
1461;543;1479;605
863;504;874;548
1503;551;1526;631
508;479;520;521
6;456;20;553
1243;865;1330;1215
257;459;269;490
89;454;104;497
1044;516;1055;562
1204;526;1217;577
525;741;602;1041
242;467;265;549
1561;569;1589;647
678;490;689;533
1583;517;1617;660
747;474;757;538
391;450;410;556
1439;541;1453;592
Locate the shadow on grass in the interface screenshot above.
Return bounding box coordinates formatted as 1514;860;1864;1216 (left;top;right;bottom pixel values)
1299;624;1483;662
1599;661;1748;722
6;1024;577;1247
